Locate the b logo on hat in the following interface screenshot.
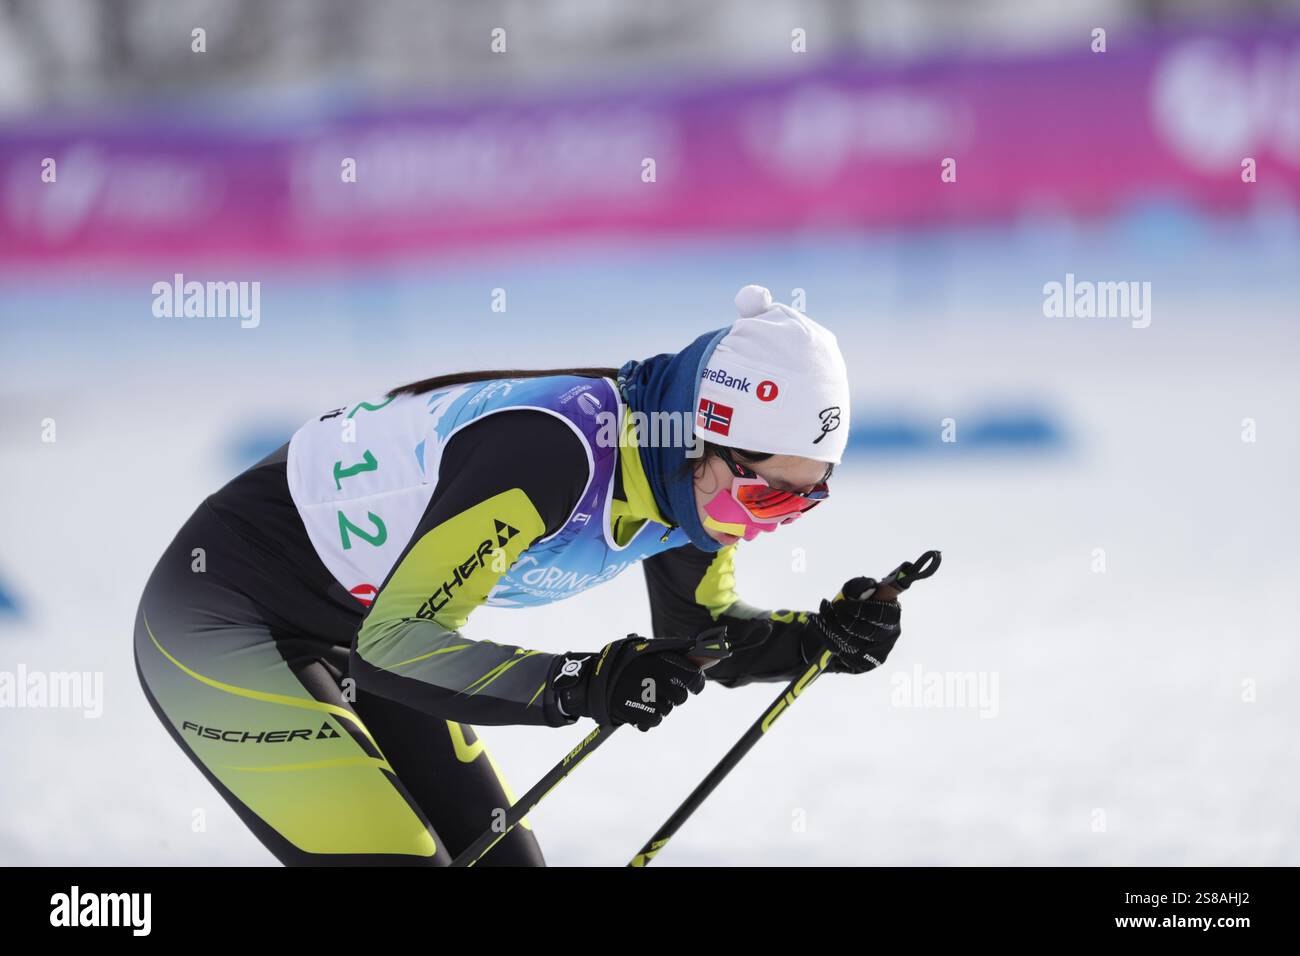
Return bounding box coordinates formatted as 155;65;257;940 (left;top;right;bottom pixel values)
812;406;841;444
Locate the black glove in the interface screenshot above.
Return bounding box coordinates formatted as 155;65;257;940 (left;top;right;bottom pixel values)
550;635;710;731
800;577;902;675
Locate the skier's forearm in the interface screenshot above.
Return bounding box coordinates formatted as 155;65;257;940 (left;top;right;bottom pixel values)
644;545;821;686
350;470;569;725
703;608;811;688
351;619;569;726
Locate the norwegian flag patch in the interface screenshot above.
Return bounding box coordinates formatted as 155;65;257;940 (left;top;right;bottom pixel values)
697;399;733;436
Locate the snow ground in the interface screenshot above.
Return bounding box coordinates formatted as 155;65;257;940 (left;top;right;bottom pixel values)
1;223;1297;865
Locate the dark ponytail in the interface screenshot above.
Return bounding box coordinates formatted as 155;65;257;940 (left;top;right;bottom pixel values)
388;367;620;399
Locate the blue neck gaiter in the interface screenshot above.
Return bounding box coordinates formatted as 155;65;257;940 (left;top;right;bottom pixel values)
617;327;729;552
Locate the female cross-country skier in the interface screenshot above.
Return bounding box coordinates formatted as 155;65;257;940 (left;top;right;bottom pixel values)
133;285;907;866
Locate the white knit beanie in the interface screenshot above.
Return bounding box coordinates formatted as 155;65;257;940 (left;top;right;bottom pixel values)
694;286;851;464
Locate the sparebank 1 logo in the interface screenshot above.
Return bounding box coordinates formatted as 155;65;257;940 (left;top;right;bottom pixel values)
705;367;782;405
702;367;752;393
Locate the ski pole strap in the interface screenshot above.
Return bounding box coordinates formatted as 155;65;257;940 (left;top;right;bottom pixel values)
856;549;941;600
684;624;732;668
884;549;941;592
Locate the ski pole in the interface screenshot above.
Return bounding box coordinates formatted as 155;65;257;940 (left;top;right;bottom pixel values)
451;627;732;867
627;549;941;867
451;721;618;867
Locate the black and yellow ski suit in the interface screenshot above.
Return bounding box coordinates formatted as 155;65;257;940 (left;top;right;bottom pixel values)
134;399;817;865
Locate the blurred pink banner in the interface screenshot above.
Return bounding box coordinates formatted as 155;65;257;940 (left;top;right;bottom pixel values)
2;27;1298;265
